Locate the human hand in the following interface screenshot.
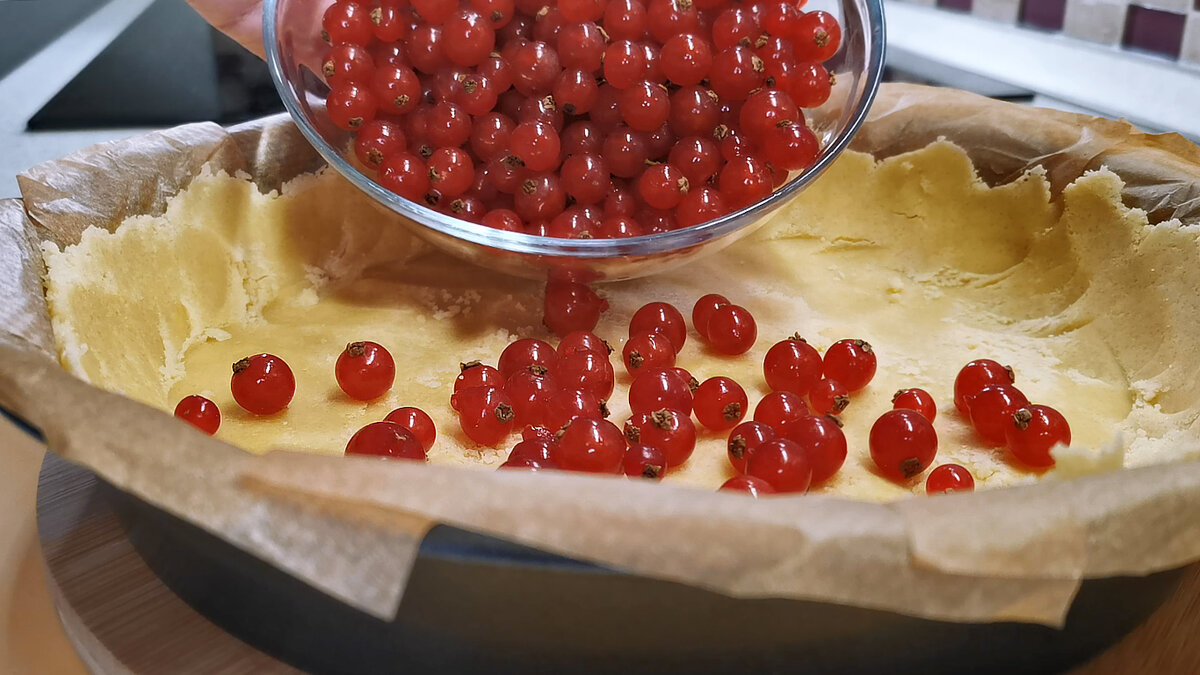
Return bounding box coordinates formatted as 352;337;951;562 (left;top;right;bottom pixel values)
187;0;266;58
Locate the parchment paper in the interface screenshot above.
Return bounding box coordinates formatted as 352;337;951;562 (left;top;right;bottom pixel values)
5;84;1200;627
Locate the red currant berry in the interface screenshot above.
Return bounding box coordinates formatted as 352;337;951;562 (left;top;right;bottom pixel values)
557;21;606;72
718;155;773;209
546;207;597;239
556;348;615;401
370;0;411;42
510;120;562;172
661;33;713;86
763;335;822;396
745;438;812;493
470;113;516;161
623;444;667;480
967;384;1030;445
672;367;699;395
407;25;446;73
532;4;566;42
560;153;609;204
514;173;567;222
602;127;650;178
822;338;876;392
604;0;648;40
427;101;471;148
869;409;938;482
712;7;760;50
500;455;559;470
1006;405;1070;468
174;395;220;435
370;41;408;68
622;331;676;374
231;354;295;415
668;136;722;185
643;122;676;160
453;362;505;396
327;83;376;130
892;388;937;422
761;1;801;39
637;163;690;211
619;81;671;132
596;216;645;238
692;293;730;338
335;341;396;401
706;304;757;355
708;46;765;101
471;0;515;28
760;121;819;172
726;420;775;472
456;386;517;446
953;359;1015;416
482;208;524;231
513;434;556;460
629;302;687;352
675;187;728;228
443;10;496;66
646;0;701;43
926;464;975;495
553;69;600;116
720;475;776;496
793;10;842;63
790;62;833;108
323;44;375;88
693;376;748;431
384;407;437;451
545;389;607;431
479;52;514;90
670;86;720;139
345;421;428;460
739;88;800;142
555;417;626;473
560;0;606;22
778;414;846;485
808;378;849;416
378;152;430;202
624;409;697;468
498;338;558;380
560;121;604;157
510;40;562;95
505;370;559;426
543;280;608;338
427;147;474;196
412;0;457;23
557;330;612;358
323;1;373;45
603;40;647;90
454;74;501;115
628;367;693;415
354;119;405;168
753;390;808;430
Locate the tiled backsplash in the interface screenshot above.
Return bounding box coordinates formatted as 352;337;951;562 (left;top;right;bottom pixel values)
894;0;1200;65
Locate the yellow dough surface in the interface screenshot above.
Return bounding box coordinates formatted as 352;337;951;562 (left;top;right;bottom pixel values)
40;142;1200;501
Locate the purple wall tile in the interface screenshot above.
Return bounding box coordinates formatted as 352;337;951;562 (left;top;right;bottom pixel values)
1019;0;1067;31
1122;6;1186;59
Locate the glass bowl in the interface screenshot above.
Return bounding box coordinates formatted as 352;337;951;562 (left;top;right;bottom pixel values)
263;0;886;281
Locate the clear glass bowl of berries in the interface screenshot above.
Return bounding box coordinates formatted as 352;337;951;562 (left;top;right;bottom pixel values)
264;0;885;280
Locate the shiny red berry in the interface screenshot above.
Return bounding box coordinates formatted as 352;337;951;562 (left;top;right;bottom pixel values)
556;348;615;401
384;406;437;451
545;388;607;430
692;293;730;338
892;388;937;422
624;409;697;468
327;83;377;130
623;444;667;480
323;1;374;45
1006;405;1070;468
231;354;295;415
745;438;812;493
498;338;558;380
968;384;1030;445
345;421;427;460
926;464;975;494
456;386;517;446
174;395;220;435
808;378;849;416
706;304;757;355
792;10;842;63
753;390;808;430
953;359;1015;416
869;410;938;482
505;370;559;426
719;475;776;497
509;437;556;464
453;362;505;396
779;414;846;485
628;367;693;415
629;302;687;352
443;9;496;66
763;334;822;395
622;331;676;374
821;339;876;392
543;280;608;337
335;341;395;401
693;376;748;431
727;420;775;473
555;417;626;473
557;330;611;358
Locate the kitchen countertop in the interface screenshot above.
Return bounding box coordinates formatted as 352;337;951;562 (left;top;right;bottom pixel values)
2;415;1198;673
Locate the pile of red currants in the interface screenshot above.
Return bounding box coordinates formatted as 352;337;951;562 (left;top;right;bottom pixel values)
318;0;841;236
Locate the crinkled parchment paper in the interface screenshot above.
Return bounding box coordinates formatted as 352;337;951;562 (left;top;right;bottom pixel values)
4;84;1200;626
